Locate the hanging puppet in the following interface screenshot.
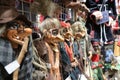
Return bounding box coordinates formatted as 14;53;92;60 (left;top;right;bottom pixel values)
71;21;94;80
59;21;82;80
85;0;117;45
39;18;64;80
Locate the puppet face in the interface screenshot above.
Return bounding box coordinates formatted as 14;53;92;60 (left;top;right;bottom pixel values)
44;28;64;43
6;20;32;48
71;22;86;40
74;31;85;39
60;27;73;40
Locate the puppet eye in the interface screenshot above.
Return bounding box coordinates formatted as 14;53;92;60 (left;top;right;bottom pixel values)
7;22;20;29
52;29;59;36
63;28;68;33
13;23;20;28
49;28;59;36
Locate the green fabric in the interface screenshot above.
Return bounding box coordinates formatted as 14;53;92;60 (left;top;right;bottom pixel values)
93;67;104;80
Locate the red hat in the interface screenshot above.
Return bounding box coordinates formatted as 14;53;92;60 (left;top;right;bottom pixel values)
60;21;71;28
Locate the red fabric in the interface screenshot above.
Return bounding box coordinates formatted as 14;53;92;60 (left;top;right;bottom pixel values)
64;42;74;62
112;21;119;30
91;54;100;62
60;21;71;28
40;14;45;23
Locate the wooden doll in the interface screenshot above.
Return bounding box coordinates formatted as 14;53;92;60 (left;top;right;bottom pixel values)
0;14;33;80
59;21;81;80
71;21;94;80
39;18;64;80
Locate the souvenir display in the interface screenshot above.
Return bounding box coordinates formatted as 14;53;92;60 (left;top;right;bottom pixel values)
0;0;120;80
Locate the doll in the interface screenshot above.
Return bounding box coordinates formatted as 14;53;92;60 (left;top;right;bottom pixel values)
59;21;84;80
71;21;94;80
39;18;64;80
85;0;117;45
0;11;33;80
91;44;106;80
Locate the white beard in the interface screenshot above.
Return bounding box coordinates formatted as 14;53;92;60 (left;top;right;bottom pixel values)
0;25;6;36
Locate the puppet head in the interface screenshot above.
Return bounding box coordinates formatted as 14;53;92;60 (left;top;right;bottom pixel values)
71;21;86;40
39;18;64;43
60;21;73;40
5;15;32;48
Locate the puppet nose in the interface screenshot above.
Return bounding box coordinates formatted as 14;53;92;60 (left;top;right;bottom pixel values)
55;34;64;42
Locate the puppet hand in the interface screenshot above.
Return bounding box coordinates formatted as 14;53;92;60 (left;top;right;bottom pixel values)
71;58;79;67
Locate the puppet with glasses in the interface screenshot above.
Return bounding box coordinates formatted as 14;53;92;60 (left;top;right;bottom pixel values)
39;18;64;80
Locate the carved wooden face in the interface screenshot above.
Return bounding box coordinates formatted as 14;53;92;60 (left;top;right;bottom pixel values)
6;20;32;48
60;27;73;40
44;28;64;43
74;31;85;39
40;18;64;43
71;22;86;40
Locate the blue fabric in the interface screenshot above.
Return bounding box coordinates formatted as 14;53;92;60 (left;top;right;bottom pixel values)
0;37;33;80
59;42;72;79
73;41;80;58
105;49;114;63
59;42;81;80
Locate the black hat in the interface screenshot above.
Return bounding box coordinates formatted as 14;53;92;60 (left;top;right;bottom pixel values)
14;15;32;27
0;0;18;23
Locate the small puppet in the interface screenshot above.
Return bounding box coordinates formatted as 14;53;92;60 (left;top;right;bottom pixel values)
91;44;105;80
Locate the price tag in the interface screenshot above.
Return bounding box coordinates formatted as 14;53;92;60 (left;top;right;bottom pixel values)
5;60;20;74
65;75;72;80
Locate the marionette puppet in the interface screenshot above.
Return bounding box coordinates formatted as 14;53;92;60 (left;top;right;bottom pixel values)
39;18;64;80
85;0;117;46
0;5;33;80
59;21;82;80
91;43;106;80
71;21;94;80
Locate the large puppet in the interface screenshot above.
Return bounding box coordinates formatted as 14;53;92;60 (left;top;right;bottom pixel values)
39;18;64;80
0;3;33;79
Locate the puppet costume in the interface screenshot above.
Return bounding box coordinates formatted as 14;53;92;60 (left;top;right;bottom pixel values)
71;21;95;80
0;3;33;79
39;18;64;80
85;0;117;44
59;21;81;80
